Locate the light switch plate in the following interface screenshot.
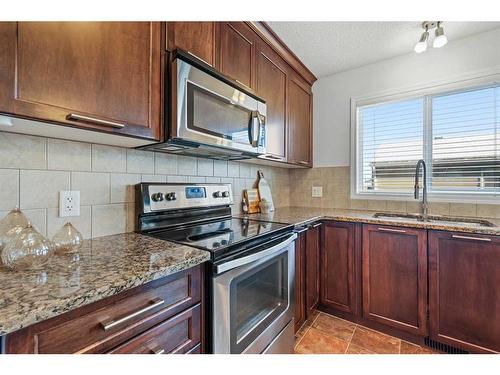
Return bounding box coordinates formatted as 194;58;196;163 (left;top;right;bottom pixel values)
59;191;80;217
312;186;323;198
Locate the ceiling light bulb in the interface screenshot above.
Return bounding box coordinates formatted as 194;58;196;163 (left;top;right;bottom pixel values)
433;23;448;48
414;31;429;53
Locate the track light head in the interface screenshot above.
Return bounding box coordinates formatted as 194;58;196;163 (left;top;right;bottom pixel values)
414;29;429;54
433;22;448;48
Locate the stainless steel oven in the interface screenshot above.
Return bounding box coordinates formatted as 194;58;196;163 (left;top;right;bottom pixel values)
142;50;267;160
212;232;296;354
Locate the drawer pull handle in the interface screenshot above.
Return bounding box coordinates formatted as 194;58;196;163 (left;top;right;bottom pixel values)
451;235;491;242
377;227;407;234
151;347;165;355
67;113;125;129
101;298;164;331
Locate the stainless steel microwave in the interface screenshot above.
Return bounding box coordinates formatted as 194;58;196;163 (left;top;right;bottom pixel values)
142;50;267;160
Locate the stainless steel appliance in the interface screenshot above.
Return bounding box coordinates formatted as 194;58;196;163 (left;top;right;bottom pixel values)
136;182;296;354
141;50;267;160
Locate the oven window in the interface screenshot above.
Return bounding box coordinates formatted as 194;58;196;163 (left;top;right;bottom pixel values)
187;82;253;144
229;251;288;353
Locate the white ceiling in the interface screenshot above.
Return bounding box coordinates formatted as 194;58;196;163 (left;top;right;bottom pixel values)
267;21;500;78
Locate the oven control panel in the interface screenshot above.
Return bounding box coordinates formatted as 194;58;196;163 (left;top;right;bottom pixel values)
142;183;233;212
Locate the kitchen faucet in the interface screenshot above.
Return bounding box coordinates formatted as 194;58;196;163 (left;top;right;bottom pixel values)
414;159;428;221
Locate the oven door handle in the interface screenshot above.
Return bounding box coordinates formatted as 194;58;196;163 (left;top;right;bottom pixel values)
215;233;297;274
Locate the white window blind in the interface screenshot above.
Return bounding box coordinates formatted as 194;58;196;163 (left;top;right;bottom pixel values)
355;84;500;200
358;98;424;193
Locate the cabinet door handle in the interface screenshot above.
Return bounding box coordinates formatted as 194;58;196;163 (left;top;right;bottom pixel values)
263;154;284;161
295;161;310;166
186;51;212;67
151;347;165;354
451;234;491;242
67;113;125;129
311;223;322;228
101;298;164;331
377;227;406;234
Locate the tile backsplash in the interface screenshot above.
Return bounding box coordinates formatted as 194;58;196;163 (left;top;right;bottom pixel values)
289;166;500;219
0;132;290;239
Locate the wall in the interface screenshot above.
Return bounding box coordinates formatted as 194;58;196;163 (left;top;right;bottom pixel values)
0;132;290;239
312;27;500;167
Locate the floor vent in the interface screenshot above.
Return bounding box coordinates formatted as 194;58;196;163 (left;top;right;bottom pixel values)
424;338;468;354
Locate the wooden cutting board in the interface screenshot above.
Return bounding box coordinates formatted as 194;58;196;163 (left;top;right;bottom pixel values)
243;189;260;214
257;170;275;212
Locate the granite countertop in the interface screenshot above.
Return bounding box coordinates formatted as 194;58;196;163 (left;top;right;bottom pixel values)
0;232;210;336
239;207;500;235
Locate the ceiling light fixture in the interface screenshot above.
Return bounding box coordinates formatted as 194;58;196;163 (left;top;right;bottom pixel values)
433;21;448;48
414;21;447;54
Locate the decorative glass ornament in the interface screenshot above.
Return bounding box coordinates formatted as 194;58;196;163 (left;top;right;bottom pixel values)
0;207;29;266
1;222;53;270
52;222;83;255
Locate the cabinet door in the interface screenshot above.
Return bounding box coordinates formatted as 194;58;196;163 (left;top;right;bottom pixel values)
0;22;162;140
362;225;427;336
256;42;287;160
429;231;500;353
305;223;321;317
219;22;258;89
294;229;307;333
167;22;217;67
287;74;312;166
321;222;356;314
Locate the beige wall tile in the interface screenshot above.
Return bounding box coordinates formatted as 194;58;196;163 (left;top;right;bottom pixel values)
227;161;240;177
386;201;406;213
428;202;450;216
477;204;500;219
91;204;127;238
47;139;91;171
177;156;197;176
239;163;251;178
167;175;188;183
110;173;141;203
47;206;92;239
126;202;137;233
349;199;368;210
71;172;110;205
92;144;126;173
213;160;228;177
366;200;387;211
0;132;46;169
23;208;47;236
20;170;70;209
188;176;205;183
0;169;19;210
450;203;477;217
154;153;177;175
126;149;154;174
197;159;213;176
406;201;421;214
206;177;221;183
141;174;166;183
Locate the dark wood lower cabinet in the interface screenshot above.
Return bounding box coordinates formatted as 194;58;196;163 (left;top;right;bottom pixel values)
320;222;356;314
294;229;307;333
362;224;428;336
305;223;321;318
5;265;204;354
429;231;500;353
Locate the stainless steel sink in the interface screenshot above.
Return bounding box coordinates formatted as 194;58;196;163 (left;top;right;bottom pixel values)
372;212;497;227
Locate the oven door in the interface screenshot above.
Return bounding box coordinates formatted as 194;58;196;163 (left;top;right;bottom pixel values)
212;233;296;354
175;57;267;155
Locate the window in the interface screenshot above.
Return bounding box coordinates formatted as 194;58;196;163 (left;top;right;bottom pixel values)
353;84;500;202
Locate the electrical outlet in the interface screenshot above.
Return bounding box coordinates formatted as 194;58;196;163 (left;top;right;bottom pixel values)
59;191;80;217
312;186;323;198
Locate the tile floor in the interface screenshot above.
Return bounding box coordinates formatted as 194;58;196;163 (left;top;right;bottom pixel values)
294;310;438;354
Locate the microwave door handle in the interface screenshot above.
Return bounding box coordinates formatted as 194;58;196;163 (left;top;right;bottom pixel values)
248;111;261;147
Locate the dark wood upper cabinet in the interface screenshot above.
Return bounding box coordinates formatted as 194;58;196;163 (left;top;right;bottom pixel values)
256;42;288;159
0;22;162;140
429;231;500;353
362;224;428;336
321;222;356;315
287;73;312;167
294;229;307;333
219;22;258;89
305;223;321;317
167;22;217;67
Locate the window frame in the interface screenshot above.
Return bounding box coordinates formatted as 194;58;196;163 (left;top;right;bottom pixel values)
350;70;500;204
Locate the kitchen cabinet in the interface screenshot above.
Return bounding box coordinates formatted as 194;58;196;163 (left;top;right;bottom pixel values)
0;22;162;140
305;223;321;317
362;224;427;336
219;22;259;89
294;229;307;333
167;22;217;67
320;222;356;315
287;73;313;167
429;231;500;353
4;265;204;354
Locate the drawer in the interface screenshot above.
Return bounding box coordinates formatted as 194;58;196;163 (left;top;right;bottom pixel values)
109;304;201;354
6;265;202;353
